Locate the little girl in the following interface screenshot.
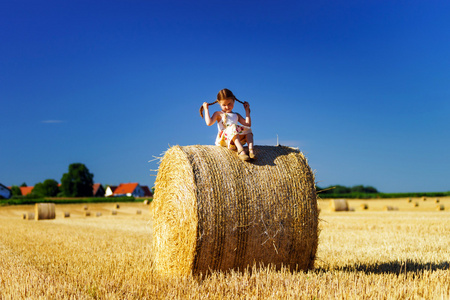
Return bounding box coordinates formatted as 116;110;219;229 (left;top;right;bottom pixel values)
200;88;255;161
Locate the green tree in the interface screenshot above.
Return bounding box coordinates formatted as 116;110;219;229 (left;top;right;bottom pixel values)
10;185;22;196
60;163;94;197
32;179;60;197
20;182;27;187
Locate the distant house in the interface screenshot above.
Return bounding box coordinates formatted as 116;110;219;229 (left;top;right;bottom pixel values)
141;185;153;197
20;186;34;196
105;185;117;197
92;183;105;197
113;183;146;197
0;183;12;199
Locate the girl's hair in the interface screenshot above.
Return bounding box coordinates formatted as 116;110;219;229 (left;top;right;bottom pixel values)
199;88;244;118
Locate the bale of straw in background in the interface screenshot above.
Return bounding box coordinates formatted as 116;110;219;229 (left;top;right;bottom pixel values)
85;211;91;217
63;212;70;218
360;203;369;210
24;212;35;220
151;145;318;277
414;202;419;207
422;196;427;201
143;199;150;205
96;212;102;217
114;204;120;209
83;205;88;210
35;203;55;220
111;210;117;215
408;198;412;203
436;204;445;211
384;206;398;211
137;209;142;215
435;198;440;203
329;199;349;212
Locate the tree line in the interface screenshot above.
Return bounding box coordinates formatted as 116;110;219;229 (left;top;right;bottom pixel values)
10;163;94;198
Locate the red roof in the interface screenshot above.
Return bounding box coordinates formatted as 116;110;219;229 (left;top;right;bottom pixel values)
92;183;104;196
20;186;34;196
141;185;153;197
113;183;139;195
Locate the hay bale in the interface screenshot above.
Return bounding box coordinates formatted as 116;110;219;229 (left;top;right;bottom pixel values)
436;204;445;211
96;212;102;217
329;199;349;212
407;198;412;203
24;212;35;220
137;209;142;215
151;145;318;277
414;202;419;207
63;212;70;218
111;210;117;215
435;198;440;203
35;203;55;220
422;196;427;201
143;199;150;205
83;205;88;210
114;204;120;209
85;211;91;217
384;206;398;211
360;203;369;210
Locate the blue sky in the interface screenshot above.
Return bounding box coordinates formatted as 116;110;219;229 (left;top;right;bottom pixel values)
1;0;449;193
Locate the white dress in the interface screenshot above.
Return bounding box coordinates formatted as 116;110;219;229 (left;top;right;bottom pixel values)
215;112;252;149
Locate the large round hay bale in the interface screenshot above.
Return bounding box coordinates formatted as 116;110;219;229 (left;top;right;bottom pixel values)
329;199;349;212
35;203;55;220
151;145;318;276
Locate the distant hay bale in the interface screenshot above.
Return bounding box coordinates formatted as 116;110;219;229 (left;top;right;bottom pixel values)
329;199;349;212
151;145;318;277
96;212;102;217
114;204;120;209
143;199;150;205
360;203;369;210
111;210;117;215
23;212;35;220
83;205;88;210
414;202;419;207
436;204;445;211
384;206;398;211
63;212;70;218
422;196;427;201
85;211;91;217
435;198;440;203
349;207;355;211
407;198;412;203
35;203;55;220
136;209;142;215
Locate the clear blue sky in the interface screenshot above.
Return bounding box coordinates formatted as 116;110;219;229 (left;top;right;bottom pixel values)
1;0;449;193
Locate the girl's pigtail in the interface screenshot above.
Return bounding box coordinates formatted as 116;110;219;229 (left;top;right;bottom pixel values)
199;100;218;118
235;98;245;105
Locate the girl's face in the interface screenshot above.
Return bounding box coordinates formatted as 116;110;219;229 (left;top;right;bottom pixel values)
219;98;235;113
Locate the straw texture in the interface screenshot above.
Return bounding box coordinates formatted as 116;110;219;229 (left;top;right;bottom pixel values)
151;145;318;277
35;203;55;220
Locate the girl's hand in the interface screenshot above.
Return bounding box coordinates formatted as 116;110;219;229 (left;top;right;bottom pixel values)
203;102;209;110
244;101;250;114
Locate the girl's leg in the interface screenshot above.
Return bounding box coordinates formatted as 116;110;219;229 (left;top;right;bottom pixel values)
233;136;250;161
247;133;255;158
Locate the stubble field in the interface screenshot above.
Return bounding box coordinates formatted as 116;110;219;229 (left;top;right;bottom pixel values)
1;197;449;299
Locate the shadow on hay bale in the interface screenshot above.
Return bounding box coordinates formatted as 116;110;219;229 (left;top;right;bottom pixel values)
151;145;318;277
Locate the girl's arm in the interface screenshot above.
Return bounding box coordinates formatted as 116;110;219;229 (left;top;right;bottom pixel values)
203;102;220;126
238;102;251;126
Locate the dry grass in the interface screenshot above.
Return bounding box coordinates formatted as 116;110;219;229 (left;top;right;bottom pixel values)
1;200;449;299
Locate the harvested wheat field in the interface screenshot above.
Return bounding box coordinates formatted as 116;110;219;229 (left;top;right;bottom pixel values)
1;199;449;299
